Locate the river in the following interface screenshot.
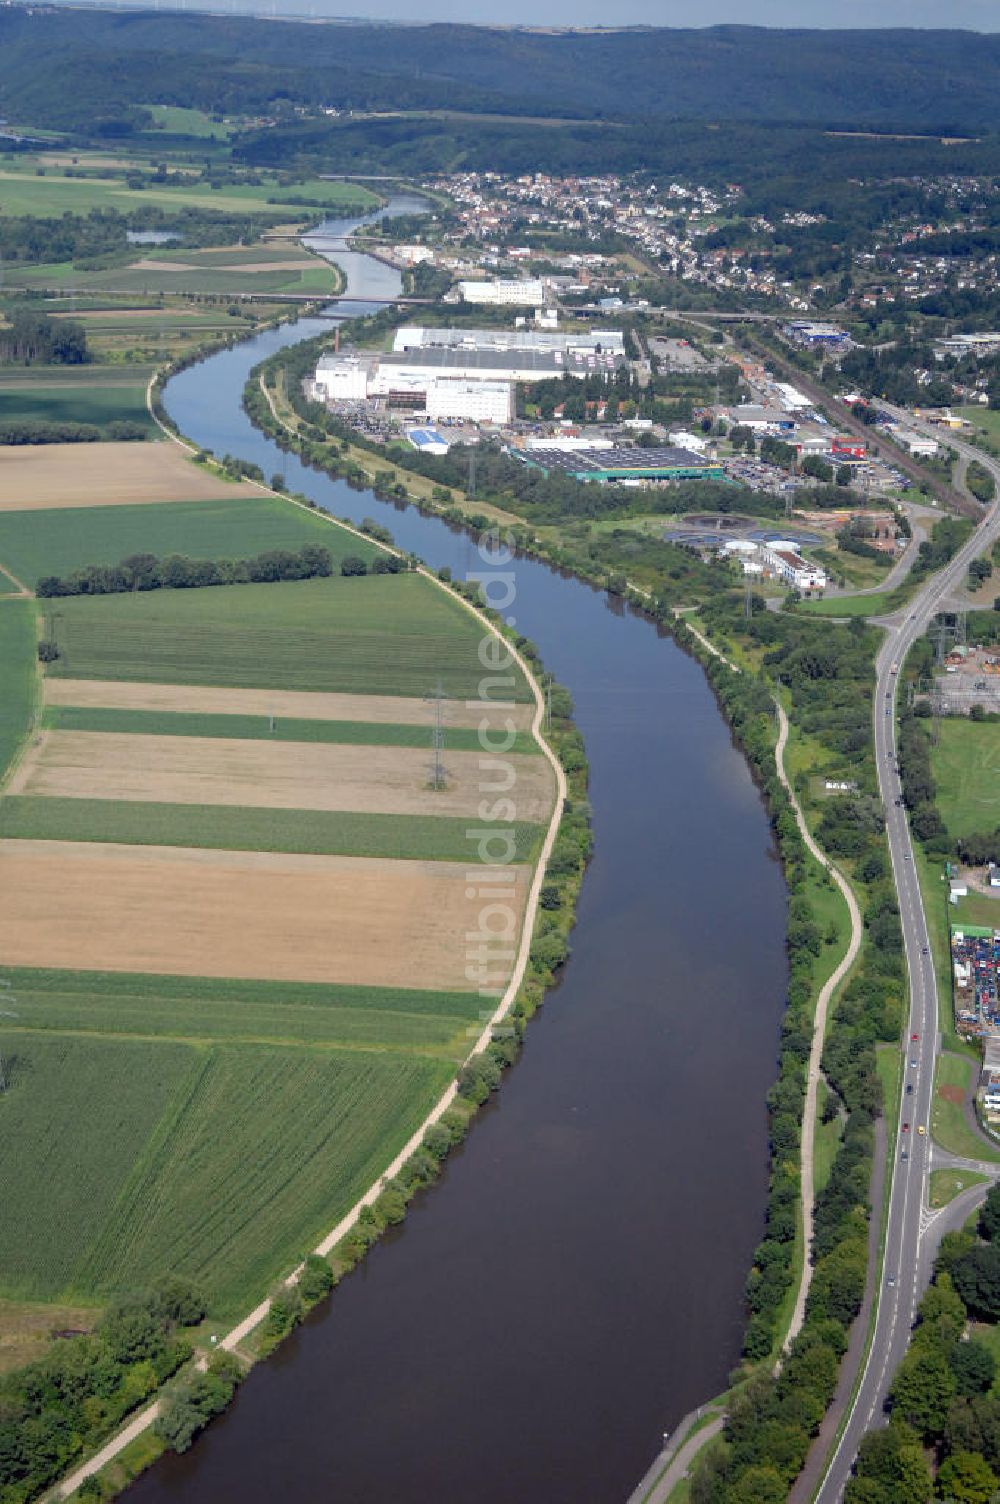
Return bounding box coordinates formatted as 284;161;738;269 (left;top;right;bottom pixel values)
128;196;788;1504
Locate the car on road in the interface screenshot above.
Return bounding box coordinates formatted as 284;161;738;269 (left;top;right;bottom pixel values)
911;1032;920;1041
910;1057;918;1067
922;946;928;955
918;1125;926;1135
901;1148;909;1160
887;1272;897;1287
906;1083;913;1094
902;1121;910;1131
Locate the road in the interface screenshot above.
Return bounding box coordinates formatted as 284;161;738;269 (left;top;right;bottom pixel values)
814;429;1000;1502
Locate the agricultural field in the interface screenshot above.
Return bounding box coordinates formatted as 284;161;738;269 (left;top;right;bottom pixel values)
930;718;1000;841
0;364;157;435
46;303;281;362
141;104;235;139
44;677;536;730
8;730;551;821
0;161;379;220
42;702;537;754
0;1031;451;1316
45;573;529;700
11;247;340;297
0;796;544;863
1;966;483;1054
0;838;529;989
0;494;373;586
0;601;37;782
0;441;259;510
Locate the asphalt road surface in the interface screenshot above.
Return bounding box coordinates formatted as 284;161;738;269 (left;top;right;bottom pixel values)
815;426;1000;1502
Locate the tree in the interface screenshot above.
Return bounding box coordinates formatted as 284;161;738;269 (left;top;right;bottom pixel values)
950;1339;996;1398
952;1244;1000;1320
846;1421;932;1504
889;1344;956;1439
340;555;367;576
935;1449;999;1504
980;1183;1000;1242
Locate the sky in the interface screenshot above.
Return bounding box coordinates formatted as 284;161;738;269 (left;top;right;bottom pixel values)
212;0;999;26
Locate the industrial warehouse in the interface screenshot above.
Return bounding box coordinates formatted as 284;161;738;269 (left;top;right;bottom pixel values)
518;444;723;483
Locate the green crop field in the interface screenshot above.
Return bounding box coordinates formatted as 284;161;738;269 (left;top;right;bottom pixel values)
0;795;544;864
0;366;157;434
0;1033;450;1314
45;573;530;700
0;601;37;785
43;703;538;754
930;718;1000;840
4;966;481;1055
0;496;376;588
0;1033;199;1300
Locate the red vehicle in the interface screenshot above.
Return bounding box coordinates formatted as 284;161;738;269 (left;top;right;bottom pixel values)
902;1122;910;1132
911;1032;920;1041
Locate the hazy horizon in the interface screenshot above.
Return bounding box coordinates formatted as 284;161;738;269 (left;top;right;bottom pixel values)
46;0;1000;29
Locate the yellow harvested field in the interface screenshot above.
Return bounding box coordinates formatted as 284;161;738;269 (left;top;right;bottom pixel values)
0;839;529;989
45;677;536;731
11;730;555;823
0;443;260;510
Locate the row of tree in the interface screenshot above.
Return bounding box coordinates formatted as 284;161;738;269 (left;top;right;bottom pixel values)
0;419;147;446
36;544;345;597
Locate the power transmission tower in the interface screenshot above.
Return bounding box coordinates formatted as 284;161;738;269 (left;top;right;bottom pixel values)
744;574;754;620
426;680;448;791
468;448;477;499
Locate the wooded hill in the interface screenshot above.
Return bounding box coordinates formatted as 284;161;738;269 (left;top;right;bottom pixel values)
2;11;1000;135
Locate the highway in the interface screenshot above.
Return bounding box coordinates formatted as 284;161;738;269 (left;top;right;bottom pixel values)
815;424;1000;1501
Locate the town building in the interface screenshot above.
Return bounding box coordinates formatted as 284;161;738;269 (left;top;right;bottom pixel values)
519;445;724;484
760;541;828;591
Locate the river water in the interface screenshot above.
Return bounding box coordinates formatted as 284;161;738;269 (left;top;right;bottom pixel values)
128;197;788;1504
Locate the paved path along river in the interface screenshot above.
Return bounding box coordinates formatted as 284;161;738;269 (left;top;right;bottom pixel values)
124;198;789;1504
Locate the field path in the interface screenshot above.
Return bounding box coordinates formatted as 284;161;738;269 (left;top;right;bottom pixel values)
774;700;863;1352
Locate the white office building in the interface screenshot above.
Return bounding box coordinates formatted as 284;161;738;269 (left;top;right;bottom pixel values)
425;379;513;425
314;354;371;402
458;278;546;306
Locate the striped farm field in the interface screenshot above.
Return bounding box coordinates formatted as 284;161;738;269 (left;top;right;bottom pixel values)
0;494;377;588
44;573;529;700
8;730;554;822
0;796;545;864
2;967;483;1055
42;703;539;754
0;1034;451;1315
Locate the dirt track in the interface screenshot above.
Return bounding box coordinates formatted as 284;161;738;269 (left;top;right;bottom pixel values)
0;443;256;509
12;730;554;822
0;839;529;989
45;678;535;731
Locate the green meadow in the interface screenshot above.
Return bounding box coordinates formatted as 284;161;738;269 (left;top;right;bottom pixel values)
930;718;1000;841
0;601;37;785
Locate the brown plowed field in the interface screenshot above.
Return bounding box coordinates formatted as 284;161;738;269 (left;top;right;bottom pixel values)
0;443;259;509
11;730;555;822
44;678;536;731
0;839;528;989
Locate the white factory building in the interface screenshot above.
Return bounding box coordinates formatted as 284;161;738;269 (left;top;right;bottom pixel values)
393;325;625;358
457;278;546;306
761;541;828;592
313;353;513;425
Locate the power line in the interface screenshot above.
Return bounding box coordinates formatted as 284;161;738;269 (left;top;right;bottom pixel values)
425;679;448;791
